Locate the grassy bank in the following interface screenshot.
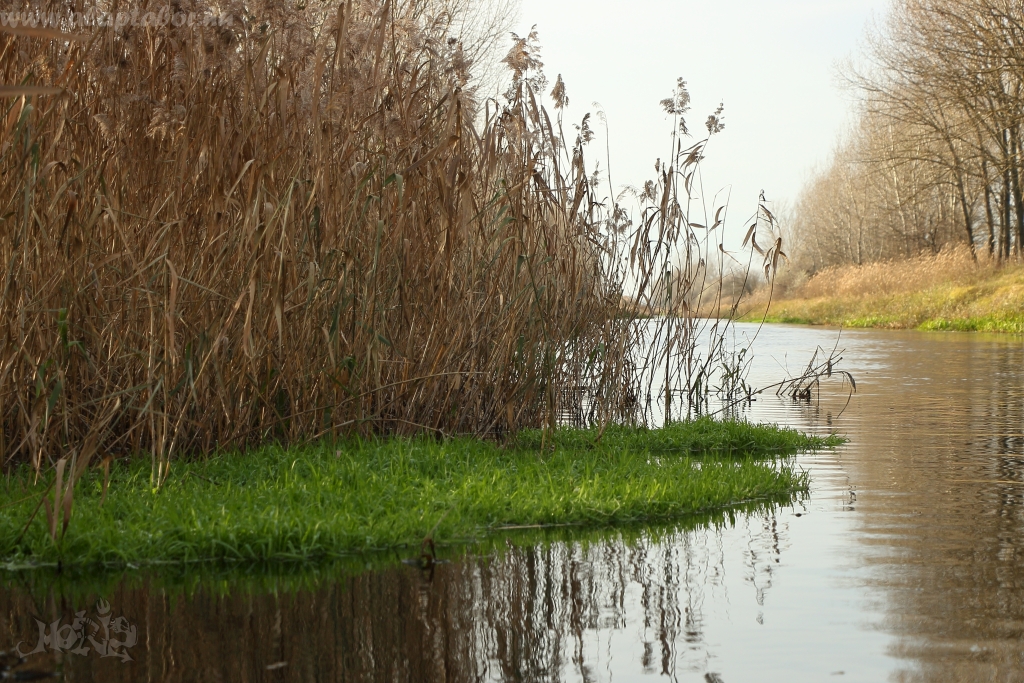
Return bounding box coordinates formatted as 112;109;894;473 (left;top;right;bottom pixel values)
0;419;837;570
742;248;1024;332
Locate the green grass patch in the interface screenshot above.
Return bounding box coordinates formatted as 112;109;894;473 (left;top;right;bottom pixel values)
918;314;1024;333
0;418;838;570
761;314;819;326
0;504;791;597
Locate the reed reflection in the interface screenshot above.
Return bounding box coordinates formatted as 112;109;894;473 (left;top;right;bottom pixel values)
0;508;793;683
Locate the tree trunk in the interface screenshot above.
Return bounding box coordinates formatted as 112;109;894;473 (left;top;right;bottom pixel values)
943;133;975;258
1012;132;1024;256
954;173;975;258
1003;159;1012;258
983;160;996;257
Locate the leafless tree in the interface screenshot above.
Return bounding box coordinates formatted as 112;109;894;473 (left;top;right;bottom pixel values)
790;0;1024;268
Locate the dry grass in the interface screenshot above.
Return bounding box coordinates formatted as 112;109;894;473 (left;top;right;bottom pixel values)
0;1;775;489
789;247;990;299
742;247;1024;332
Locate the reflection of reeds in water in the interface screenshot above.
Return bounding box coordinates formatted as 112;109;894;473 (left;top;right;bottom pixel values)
0;508;792;682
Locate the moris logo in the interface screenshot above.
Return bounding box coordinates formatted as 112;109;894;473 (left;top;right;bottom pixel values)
15;600;137;663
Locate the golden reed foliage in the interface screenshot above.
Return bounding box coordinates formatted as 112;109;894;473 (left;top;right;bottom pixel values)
0;0;649;477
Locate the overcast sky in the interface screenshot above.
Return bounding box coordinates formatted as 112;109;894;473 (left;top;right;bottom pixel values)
509;0;890;244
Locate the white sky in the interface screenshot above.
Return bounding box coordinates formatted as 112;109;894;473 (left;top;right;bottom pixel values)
510;0;890;245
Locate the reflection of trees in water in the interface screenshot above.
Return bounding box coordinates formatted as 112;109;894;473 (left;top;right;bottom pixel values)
0;513;789;682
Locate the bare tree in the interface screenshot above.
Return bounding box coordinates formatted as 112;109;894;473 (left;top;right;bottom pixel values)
424;0;521;98
790;0;1024;269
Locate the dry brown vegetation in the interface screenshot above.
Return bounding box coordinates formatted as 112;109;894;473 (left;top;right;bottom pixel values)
791;246;988;300
0;1;770;484
745;246;1024;332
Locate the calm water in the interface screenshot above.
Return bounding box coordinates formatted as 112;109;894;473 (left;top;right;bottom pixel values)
3;324;1024;682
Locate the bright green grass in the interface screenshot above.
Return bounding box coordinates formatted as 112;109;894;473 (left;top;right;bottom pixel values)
756;307;1024;333
917;314;1024;333
0;418;838;570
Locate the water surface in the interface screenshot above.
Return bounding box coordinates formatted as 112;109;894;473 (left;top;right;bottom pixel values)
3;323;1023;682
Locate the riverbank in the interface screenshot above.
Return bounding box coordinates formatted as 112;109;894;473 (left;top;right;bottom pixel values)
0;419;837;569
741;249;1024;332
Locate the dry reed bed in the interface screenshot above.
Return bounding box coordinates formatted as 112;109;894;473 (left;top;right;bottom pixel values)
794;247;991;299
0;0;654;481
0;0;778;510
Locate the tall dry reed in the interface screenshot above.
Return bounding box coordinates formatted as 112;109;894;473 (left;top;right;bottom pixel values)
0;1;774;488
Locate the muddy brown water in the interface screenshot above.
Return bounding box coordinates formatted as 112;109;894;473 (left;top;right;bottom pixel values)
3;323;1024;682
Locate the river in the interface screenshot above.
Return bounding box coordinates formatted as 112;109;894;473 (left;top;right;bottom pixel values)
2;323;1022;682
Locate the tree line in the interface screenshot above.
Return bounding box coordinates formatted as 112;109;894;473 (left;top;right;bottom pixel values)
790;0;1024;271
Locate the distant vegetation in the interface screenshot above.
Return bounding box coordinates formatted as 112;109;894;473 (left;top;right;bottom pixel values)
787;0;1024;272
744;246;1024;333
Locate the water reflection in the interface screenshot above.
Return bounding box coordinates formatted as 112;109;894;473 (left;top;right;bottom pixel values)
840;333;1024;683
738;325;1024;683
1;504;800;683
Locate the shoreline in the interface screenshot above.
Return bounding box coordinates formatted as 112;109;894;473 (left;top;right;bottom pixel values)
739;253;1024;334
742;308;1024;334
